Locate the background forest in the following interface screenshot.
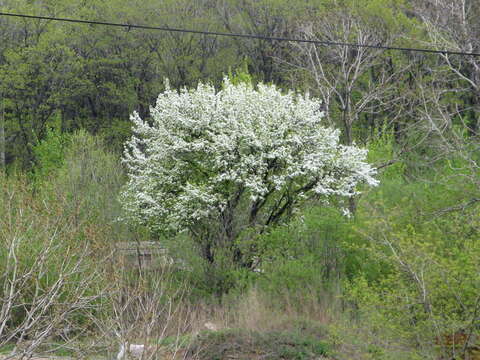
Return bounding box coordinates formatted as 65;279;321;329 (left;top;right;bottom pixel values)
0;0;479;359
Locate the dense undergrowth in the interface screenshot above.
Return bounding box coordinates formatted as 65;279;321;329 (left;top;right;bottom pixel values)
1;130;479;360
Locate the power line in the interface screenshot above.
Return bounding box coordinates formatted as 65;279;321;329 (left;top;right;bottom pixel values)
1;11;480;57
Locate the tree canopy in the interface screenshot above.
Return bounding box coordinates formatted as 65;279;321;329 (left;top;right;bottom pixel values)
121;78;378;264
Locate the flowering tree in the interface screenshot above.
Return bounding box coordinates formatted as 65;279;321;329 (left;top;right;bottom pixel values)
121;78;378;265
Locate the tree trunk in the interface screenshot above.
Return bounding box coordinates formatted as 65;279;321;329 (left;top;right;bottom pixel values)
0;90;5;172
342;84;353;146
471;69;480;137
469;91;480;137
343;89;357;214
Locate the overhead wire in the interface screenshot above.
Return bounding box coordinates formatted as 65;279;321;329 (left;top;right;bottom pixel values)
1;11;480;57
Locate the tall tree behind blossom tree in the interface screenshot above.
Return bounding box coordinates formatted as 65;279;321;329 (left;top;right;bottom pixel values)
281;0;414;211
414;0;480;136
406;0;480;210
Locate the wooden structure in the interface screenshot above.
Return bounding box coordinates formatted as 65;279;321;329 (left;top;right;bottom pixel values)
114;241;172;271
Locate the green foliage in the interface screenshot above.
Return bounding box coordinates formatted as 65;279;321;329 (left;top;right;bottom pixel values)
344;172;480;358
32;127;70;182
0;130;139;351
367;124;405;181
0;343;15;354
53;130;127;227
255;256;326;309
0;176;104;331
255;206;357;288
159;231;257;297
227;58;255;86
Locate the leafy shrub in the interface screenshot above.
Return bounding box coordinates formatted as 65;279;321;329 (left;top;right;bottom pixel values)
0;177;105;348
366;124;405;181
346;174;480;358
0;131;130;355
31;127;70;183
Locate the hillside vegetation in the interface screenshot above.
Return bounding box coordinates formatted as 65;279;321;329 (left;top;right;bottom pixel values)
0;1;479;359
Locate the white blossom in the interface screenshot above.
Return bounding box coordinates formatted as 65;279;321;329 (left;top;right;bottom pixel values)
120;78;378;234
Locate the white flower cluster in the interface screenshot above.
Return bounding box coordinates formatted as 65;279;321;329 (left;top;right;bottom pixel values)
121;78;378;233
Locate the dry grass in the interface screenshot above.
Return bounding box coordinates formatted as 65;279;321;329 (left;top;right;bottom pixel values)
182;285;342;335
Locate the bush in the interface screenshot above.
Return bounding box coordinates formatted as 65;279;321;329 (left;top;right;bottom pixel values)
345;172;480;358
0;131;132;357
0;176;106;357
31;127;70;183
55;130;125;223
